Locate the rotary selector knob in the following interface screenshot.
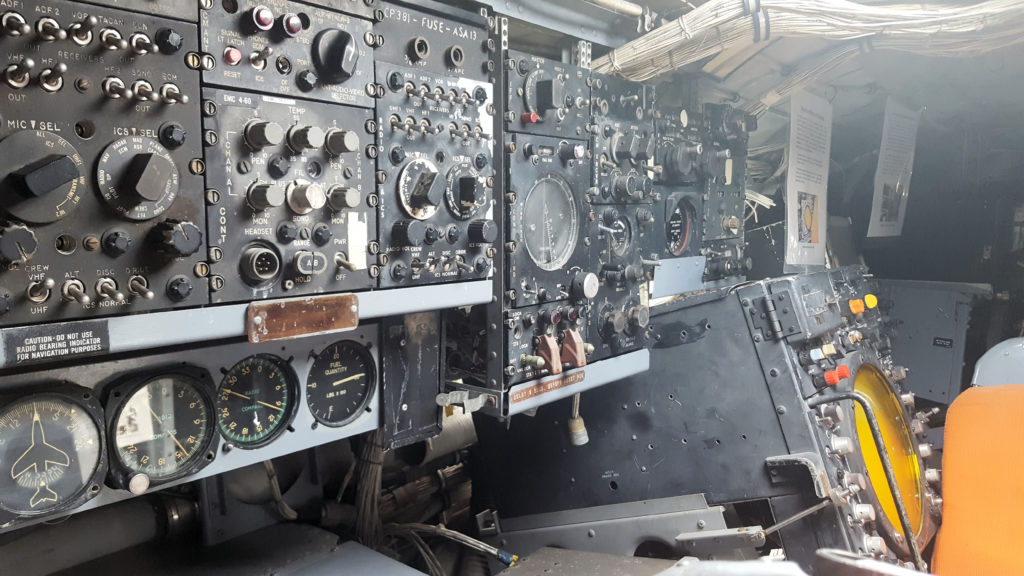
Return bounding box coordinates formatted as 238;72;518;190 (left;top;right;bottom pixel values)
247;182;285;211
398;158;443;220
102;230;133;257
325;129;359;155
628;305;650;333
96;137;179;221
467;220;497;244
152;219;203;257
612;132;639;162
288;125;326;151
311;29;359;83
570;271;599;300
611;170;642;201
0;224;37;265
393;220;426;247
0;131;85;224
444;162;484;220
602;309;627;336
287;181;327;214
244;120;285;149
327;186;361;211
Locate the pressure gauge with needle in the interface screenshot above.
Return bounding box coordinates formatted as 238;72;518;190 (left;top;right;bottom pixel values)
216;354;298;448
104;367;218;493
306;340;376;427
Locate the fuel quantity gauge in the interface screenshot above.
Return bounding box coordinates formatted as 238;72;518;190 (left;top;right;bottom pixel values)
216;355;298;448
306;340;376;427
105;367;217;493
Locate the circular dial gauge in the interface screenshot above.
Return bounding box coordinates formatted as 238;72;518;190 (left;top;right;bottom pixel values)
0;395;101;515
521;174;578;272
0;130;85;224
96;136;179;221
112;374;214;482
216;355;297;448
667;197;696;256
306;340;376;427
444;161;485;220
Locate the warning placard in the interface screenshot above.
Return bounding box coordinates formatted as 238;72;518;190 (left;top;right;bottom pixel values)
4;320;110;366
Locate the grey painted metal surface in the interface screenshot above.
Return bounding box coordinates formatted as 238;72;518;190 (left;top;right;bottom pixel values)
285;541;427;575
878;279;991;403
0;281;491;369
492;494;728;559
652;256;707;298
483;0;638;48
972;337;1024;387
499;547;675;576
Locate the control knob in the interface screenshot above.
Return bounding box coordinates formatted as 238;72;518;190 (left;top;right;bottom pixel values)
325;129;359;155
393;220;427;247
312;29;359;83
570;272;599;300
327;186;361;210
0;224;37;265
288;125;326;151
244;120;285;149
151;219;203;257
96;137;179;221
467;220;497;244
287;182;327;214
0;131;84;224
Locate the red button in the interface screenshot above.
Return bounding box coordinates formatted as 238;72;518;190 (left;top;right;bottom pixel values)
223;47;242;66
836;365;851;379
825;370;840;386
252;6;274;30
521;112;539;124
281;14;302;37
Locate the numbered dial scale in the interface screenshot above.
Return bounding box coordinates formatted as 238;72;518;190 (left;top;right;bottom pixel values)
306;340;376;427
105;367;217;489
0;385;106;522
216;355;298;448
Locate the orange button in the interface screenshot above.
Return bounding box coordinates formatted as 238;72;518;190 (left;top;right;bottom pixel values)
849;299;865;314
837;365;851;379
825;370;841;386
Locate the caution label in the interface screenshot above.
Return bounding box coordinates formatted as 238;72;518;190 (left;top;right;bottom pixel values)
4;320;110;366
509;371;586;404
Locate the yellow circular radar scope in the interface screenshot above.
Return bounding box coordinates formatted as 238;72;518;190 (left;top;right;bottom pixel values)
853;364;924;545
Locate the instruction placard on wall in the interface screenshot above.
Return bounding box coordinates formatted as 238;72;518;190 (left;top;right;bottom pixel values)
3;319;110;366
867;98;922;238
785;91;833;269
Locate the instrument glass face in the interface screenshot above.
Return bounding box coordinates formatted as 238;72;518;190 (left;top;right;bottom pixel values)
113;375;212;481
667;197;695;256
216;355;296;448
0;395;101;515
306;340;376;427
522;174;578;271
853;364;924;539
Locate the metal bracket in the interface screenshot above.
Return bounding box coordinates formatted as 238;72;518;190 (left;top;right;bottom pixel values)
572;41;592;69
436;389;493;413
765;452;831;499
476;509;501;537
674;526;766;559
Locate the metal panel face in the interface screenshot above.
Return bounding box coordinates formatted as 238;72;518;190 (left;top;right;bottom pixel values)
380;312;442;448
474;293;796;518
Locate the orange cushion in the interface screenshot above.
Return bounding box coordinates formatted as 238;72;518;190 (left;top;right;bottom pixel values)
934;385;1024;575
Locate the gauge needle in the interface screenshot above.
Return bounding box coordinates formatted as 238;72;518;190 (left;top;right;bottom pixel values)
150;408;187;455
224;389;283;412
333;373;365;386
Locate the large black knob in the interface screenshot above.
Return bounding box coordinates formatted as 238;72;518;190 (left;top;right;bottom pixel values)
613;133;639;162
612;171;640;200
0;224;37;265
467;220;497;244
152;219;203;257
410;169;443;208
393;220;427;247
312;29;359;83
245;120;285;149
570;271;599;300
536;77;564;113
11;154;78;199
458;175;481;206
123;153;175;202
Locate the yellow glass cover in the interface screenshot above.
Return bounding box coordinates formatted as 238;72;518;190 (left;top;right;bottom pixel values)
853;364;924;540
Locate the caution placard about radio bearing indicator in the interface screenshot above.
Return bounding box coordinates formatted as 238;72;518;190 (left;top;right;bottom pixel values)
3;320;110;366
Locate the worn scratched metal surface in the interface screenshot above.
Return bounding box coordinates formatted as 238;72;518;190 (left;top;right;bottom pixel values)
498;547;674;576
247;294;359;343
